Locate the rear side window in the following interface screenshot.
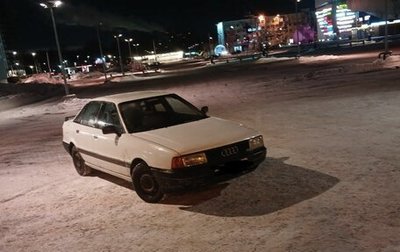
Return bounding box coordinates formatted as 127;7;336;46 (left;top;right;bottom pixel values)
74;101;102;127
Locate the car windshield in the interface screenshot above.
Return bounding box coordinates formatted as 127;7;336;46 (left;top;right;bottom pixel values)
119;94;208;133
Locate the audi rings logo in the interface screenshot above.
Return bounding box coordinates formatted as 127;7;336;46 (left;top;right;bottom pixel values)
221;146;239;157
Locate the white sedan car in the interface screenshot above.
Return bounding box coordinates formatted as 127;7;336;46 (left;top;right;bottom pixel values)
62;91;266;203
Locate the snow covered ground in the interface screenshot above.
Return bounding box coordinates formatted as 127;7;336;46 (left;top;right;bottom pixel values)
0;52;400;251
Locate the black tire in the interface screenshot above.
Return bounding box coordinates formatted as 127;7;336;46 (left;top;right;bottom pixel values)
71;146;91;176
132;162;164;203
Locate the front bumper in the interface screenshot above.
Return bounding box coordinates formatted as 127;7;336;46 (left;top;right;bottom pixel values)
151;147;266;192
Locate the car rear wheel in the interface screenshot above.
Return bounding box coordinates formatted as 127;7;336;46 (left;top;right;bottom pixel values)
132;162;164;203
71;146;91;176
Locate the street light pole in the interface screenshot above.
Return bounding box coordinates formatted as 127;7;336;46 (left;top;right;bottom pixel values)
46;51;52;74
295;0;301;58
125;38;133;62
133;43;139;56
114;34;124;76
96;23;107;82
152;39;158;63
10;51;17;74
32;52;39;73
384;0;389;55
41;1;70;95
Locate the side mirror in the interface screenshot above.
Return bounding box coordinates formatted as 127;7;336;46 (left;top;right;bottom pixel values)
102;125;122;137
201;106;209;115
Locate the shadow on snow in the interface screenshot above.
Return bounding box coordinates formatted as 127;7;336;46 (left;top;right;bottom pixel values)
92;157;339;217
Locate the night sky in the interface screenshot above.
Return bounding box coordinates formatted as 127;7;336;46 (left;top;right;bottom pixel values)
0;0;315;54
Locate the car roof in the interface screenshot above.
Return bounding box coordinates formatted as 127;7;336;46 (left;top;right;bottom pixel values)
91;91;172;104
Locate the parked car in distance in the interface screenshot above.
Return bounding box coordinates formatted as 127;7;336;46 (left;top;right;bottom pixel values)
62;91;266;203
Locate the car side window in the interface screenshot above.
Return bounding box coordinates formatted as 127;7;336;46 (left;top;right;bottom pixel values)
165;96;199;115
73;101;102;127
97;102;123;130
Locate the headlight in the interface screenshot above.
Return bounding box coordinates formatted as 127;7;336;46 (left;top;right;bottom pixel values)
171;152;208;169
249;135;264;151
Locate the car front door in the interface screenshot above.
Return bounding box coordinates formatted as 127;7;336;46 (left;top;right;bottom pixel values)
91;102;131;178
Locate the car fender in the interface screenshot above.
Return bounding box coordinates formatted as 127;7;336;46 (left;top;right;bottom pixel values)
122;134;179;170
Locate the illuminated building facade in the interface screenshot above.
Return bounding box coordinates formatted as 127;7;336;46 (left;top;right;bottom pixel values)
315;0;357;40
316;0;400;41
217;12;315;53
217;19;259;54
260;12;315;47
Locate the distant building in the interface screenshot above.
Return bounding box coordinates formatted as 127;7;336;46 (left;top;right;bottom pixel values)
217;19;259;54
217;12;315;54
315;0;400;41
347;0;400;19
259;12;316;48
0;32;7;82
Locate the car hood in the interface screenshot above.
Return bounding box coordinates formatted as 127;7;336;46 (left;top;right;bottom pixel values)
133;117;259;155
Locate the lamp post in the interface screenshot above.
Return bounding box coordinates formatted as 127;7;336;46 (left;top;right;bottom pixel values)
31;52;39;73
258;14;267;55
40;0;69;95
295;0;301;58
208;34;214;63
124;38;133;62
45;51;52;74
133;43;140;56
384;0;389;55
114;34;124;76
10;51;17;74
96;23;107;81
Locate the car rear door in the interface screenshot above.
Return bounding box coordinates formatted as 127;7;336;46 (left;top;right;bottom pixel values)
72;101;102;168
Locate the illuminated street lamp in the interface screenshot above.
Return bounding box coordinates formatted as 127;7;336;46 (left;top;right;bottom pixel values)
29;65;34;74
31;52;39;73
114;34;124;76
258;14;267;55
295;0;301;58
10;51;17;73
40;0;70;95
124;38;133;62
133;43;140;56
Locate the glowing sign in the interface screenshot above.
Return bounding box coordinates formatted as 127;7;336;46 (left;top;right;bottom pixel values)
316;4;356;37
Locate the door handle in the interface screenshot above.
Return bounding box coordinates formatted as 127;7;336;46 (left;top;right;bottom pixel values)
93;135;98;139
76;130;79;134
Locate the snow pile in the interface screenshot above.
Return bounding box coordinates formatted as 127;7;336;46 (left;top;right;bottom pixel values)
299;55;340;63
377;55;400;69
257;56;293;63
56;97;89;113
350;55;400;73
21;74;62;84
71;71;104;80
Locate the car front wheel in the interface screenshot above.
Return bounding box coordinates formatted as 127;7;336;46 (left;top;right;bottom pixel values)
71;146;91;176
132;162;164;203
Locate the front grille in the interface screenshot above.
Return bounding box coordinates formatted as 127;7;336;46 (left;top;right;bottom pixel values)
205;140;249;166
